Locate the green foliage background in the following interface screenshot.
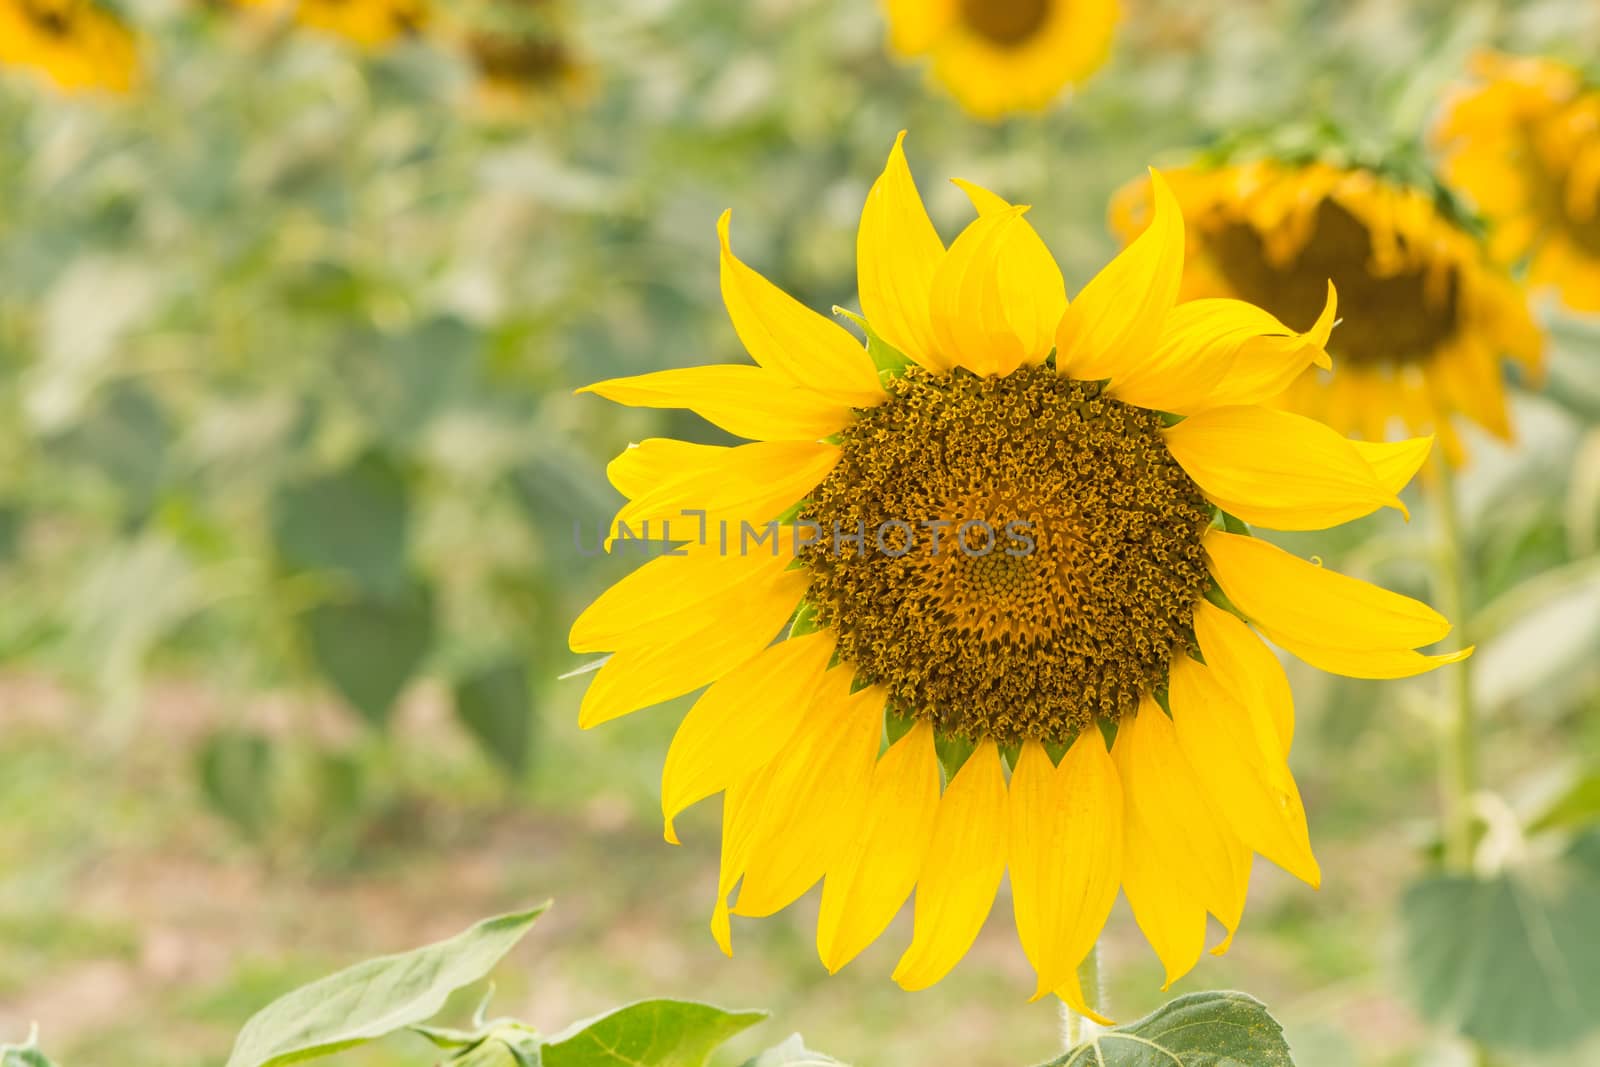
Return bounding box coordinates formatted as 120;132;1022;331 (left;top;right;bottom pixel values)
3;0;1600;1065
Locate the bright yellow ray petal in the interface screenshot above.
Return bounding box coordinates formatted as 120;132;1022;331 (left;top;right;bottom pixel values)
892;741;1008;991
858;132;947;371
575;575;807;729
1169;657;1321;887
733;677;887;917
1192;600;1292;756
950;177;1014;216
605;439;730;500
570;536;800;653
1351;436;1435;498
610;440;839;547
660;632;837;843
928;207;1066;376
718;211;885;406
817;721;942;973
581;365;854;442
1009;735;1123;1012
882;0;957;54
711;769;775;955
1056;168;1182;383
1110;285;1336;413
1205;529;1454;653
1165;406;1410;531
1267;638;1474;680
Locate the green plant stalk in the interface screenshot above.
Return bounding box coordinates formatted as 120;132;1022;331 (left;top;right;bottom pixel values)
1059;942;1102;1048
1431;459;1477;871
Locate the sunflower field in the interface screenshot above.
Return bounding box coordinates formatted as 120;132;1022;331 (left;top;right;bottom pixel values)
3;1;1600;1066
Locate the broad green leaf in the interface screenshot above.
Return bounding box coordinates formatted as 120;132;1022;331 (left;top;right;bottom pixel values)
1040;992;1294;1067
304;582;435;729
196;729;277;839
1400;831;1600;1051
540;999;766;1067
739;1034;847;1067
453;661;536;780
272;453;412;596
1530;772;1600;835
225;905;549;1067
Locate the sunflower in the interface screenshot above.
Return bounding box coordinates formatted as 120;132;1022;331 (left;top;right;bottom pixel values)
0;0;138;93
1436;51;1600;313
1112;159;1543;466
571;135;1469;1016
879;0;1118;120
453;0;588;116
221;0;425;48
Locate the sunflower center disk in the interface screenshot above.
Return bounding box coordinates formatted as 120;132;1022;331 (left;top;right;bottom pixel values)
801;365;1214;746
959;0;1051;47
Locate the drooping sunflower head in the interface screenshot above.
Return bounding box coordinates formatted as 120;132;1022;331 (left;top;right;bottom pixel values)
1436;51;1600;313
880;0;1118;120
1112;157;1543;464
0;0;139;93
571;134;1470;1014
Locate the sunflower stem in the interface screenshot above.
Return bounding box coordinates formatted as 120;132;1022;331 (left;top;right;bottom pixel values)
1058;943;1102;1049
1429;458;1477;872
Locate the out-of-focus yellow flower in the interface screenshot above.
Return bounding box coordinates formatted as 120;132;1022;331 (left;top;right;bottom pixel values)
570;134;1470;1011
1436;52;1600;313
880;0;1118;120
223;0;426;49
0;0;138;94
1114;160;1543;465
451;0;589;118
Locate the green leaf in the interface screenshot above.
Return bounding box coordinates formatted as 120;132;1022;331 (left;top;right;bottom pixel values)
304;582;435;729
1530;772;1600;835
1400;831;1600;1051
225;905;549;1067
272;453;412;596
739;1034;846;1067
1040;992;1294;1067
196;729;277;839
540;1000;766;1067
1;1027;58;1067
453;661;536;780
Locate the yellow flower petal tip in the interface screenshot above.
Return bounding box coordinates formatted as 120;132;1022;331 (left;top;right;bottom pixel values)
571;133;1467;1006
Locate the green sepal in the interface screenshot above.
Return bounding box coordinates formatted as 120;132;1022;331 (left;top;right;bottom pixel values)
832;306;911;377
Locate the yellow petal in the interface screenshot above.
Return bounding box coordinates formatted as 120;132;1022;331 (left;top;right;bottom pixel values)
661;632;837;843
1165;406;1410;531
718;211;885;406
606;439;729;500
1110;284;1337;414
711;769;774;955
891;741;1007;990
1008;734;1123;1012
1192;600;1292;757
570;535;800;653
1205;528;1454;653
733;676;887;917
575;574;807;729
928;207;1066;376
882;0;956;54
1056;168;1182;383
1168;656;1321;887
1267;639;1474;680
610;440;839;547
817;721;942;973
1352;436;1435;498
858;132;947;371
1112;698;1252;979
581;365;854;442
950;177;1014;216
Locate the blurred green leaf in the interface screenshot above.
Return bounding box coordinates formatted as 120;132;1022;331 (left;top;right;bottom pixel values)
1400;831;1600;1051
0;1028;57;1067
541;1000;766;1067
1530;773;1600;836
225;905;549;1067
739;1034;846;1067
272;453;413;595
1039;992;1294;1067
45;379;170;518
453;660;535;781
196;729;277;839
304;582;435;728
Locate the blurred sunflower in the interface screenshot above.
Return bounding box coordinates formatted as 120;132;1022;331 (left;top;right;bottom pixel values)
880;0;1118;120
222;0;426;48
1436;51;1600;313
571;134;1470;1012
1112;159;1542;465
0;0;138;93
452;0;588;116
